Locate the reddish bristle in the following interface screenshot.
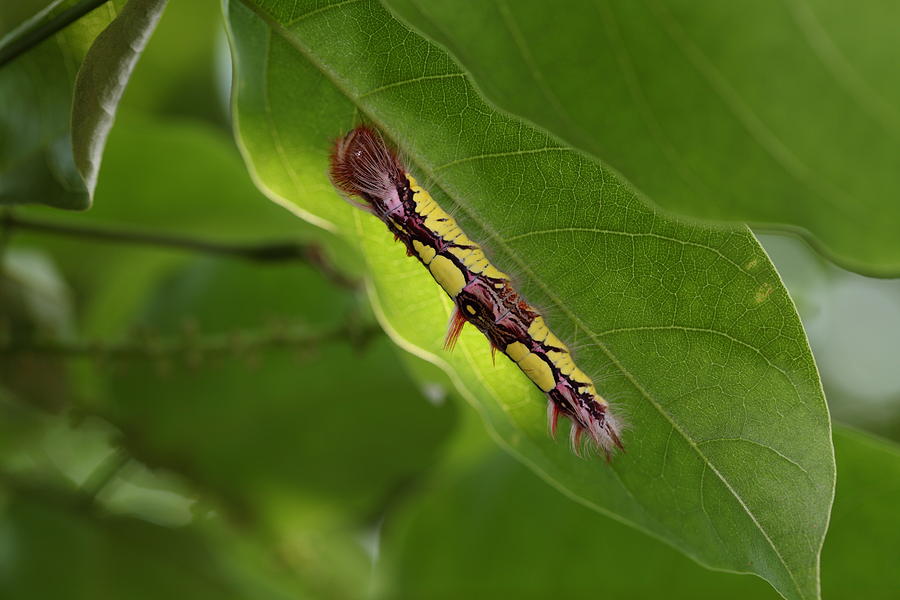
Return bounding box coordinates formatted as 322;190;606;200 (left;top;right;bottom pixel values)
444;306;468;351
547;400;560;439
329;126;405;199
570;424;585;458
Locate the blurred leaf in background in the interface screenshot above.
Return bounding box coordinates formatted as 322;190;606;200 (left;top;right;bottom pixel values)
101;254;456;530
0;248;75;411
114;0;228;124
70;0;168;193
0;0;164;209
383;0;900;276
0;486;255;599
0;477;339;599
760;234;900;440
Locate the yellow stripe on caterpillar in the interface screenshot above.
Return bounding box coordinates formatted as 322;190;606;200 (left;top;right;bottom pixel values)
412;240;436;264
410;178;507;278
534;317;599;391
448;247;509;280
428;254;467;297
505;341;556;392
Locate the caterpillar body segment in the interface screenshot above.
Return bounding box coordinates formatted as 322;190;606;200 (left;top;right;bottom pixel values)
330;126;623;458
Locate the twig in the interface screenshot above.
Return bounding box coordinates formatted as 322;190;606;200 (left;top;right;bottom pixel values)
0;209;11;256
1;212;358;289
0;322;382;361
0;0;110;68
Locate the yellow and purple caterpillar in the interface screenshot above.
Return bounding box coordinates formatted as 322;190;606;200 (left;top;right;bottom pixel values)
330;126;623;458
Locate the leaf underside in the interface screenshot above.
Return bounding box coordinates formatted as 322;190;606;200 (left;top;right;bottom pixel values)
71;0;168;196
224;1;835;599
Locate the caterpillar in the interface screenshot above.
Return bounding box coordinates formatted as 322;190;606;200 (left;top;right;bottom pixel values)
330;126;623;458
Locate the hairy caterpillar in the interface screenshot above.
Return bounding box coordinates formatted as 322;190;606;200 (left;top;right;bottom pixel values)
330;126;623;458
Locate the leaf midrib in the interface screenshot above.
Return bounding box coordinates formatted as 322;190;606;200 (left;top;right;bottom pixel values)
234;1;808;596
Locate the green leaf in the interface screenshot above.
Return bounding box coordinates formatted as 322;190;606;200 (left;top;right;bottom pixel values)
378;424;898;600
0;1;116;209
759;233;900;440
0;483;327;599
71;0;167;194
0;382;374;600
0;0;163;209
224;1;834;599
821;429;900;598
381;0;900;277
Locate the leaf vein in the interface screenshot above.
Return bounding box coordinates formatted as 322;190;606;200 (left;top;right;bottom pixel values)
505;226;753;279
698;437;813;480
285;0;362;27
358;72;465;98
433;146;571;171
593;324;796;391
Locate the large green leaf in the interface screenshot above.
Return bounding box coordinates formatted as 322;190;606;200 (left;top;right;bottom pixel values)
382;0;900;277
377;424;898;600
0;0;163;209
224;1;834;598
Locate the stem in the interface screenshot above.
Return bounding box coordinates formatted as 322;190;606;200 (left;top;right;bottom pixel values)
0;209;11;259
0;322;382;360
1;212;358;289
0;0;110;68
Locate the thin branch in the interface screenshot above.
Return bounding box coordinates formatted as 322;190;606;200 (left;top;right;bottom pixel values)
0;209;11;257
1;212;358;289
0;322;382;361
0;0;110;68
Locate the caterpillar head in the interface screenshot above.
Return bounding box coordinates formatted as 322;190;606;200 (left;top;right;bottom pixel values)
330;126;408;217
